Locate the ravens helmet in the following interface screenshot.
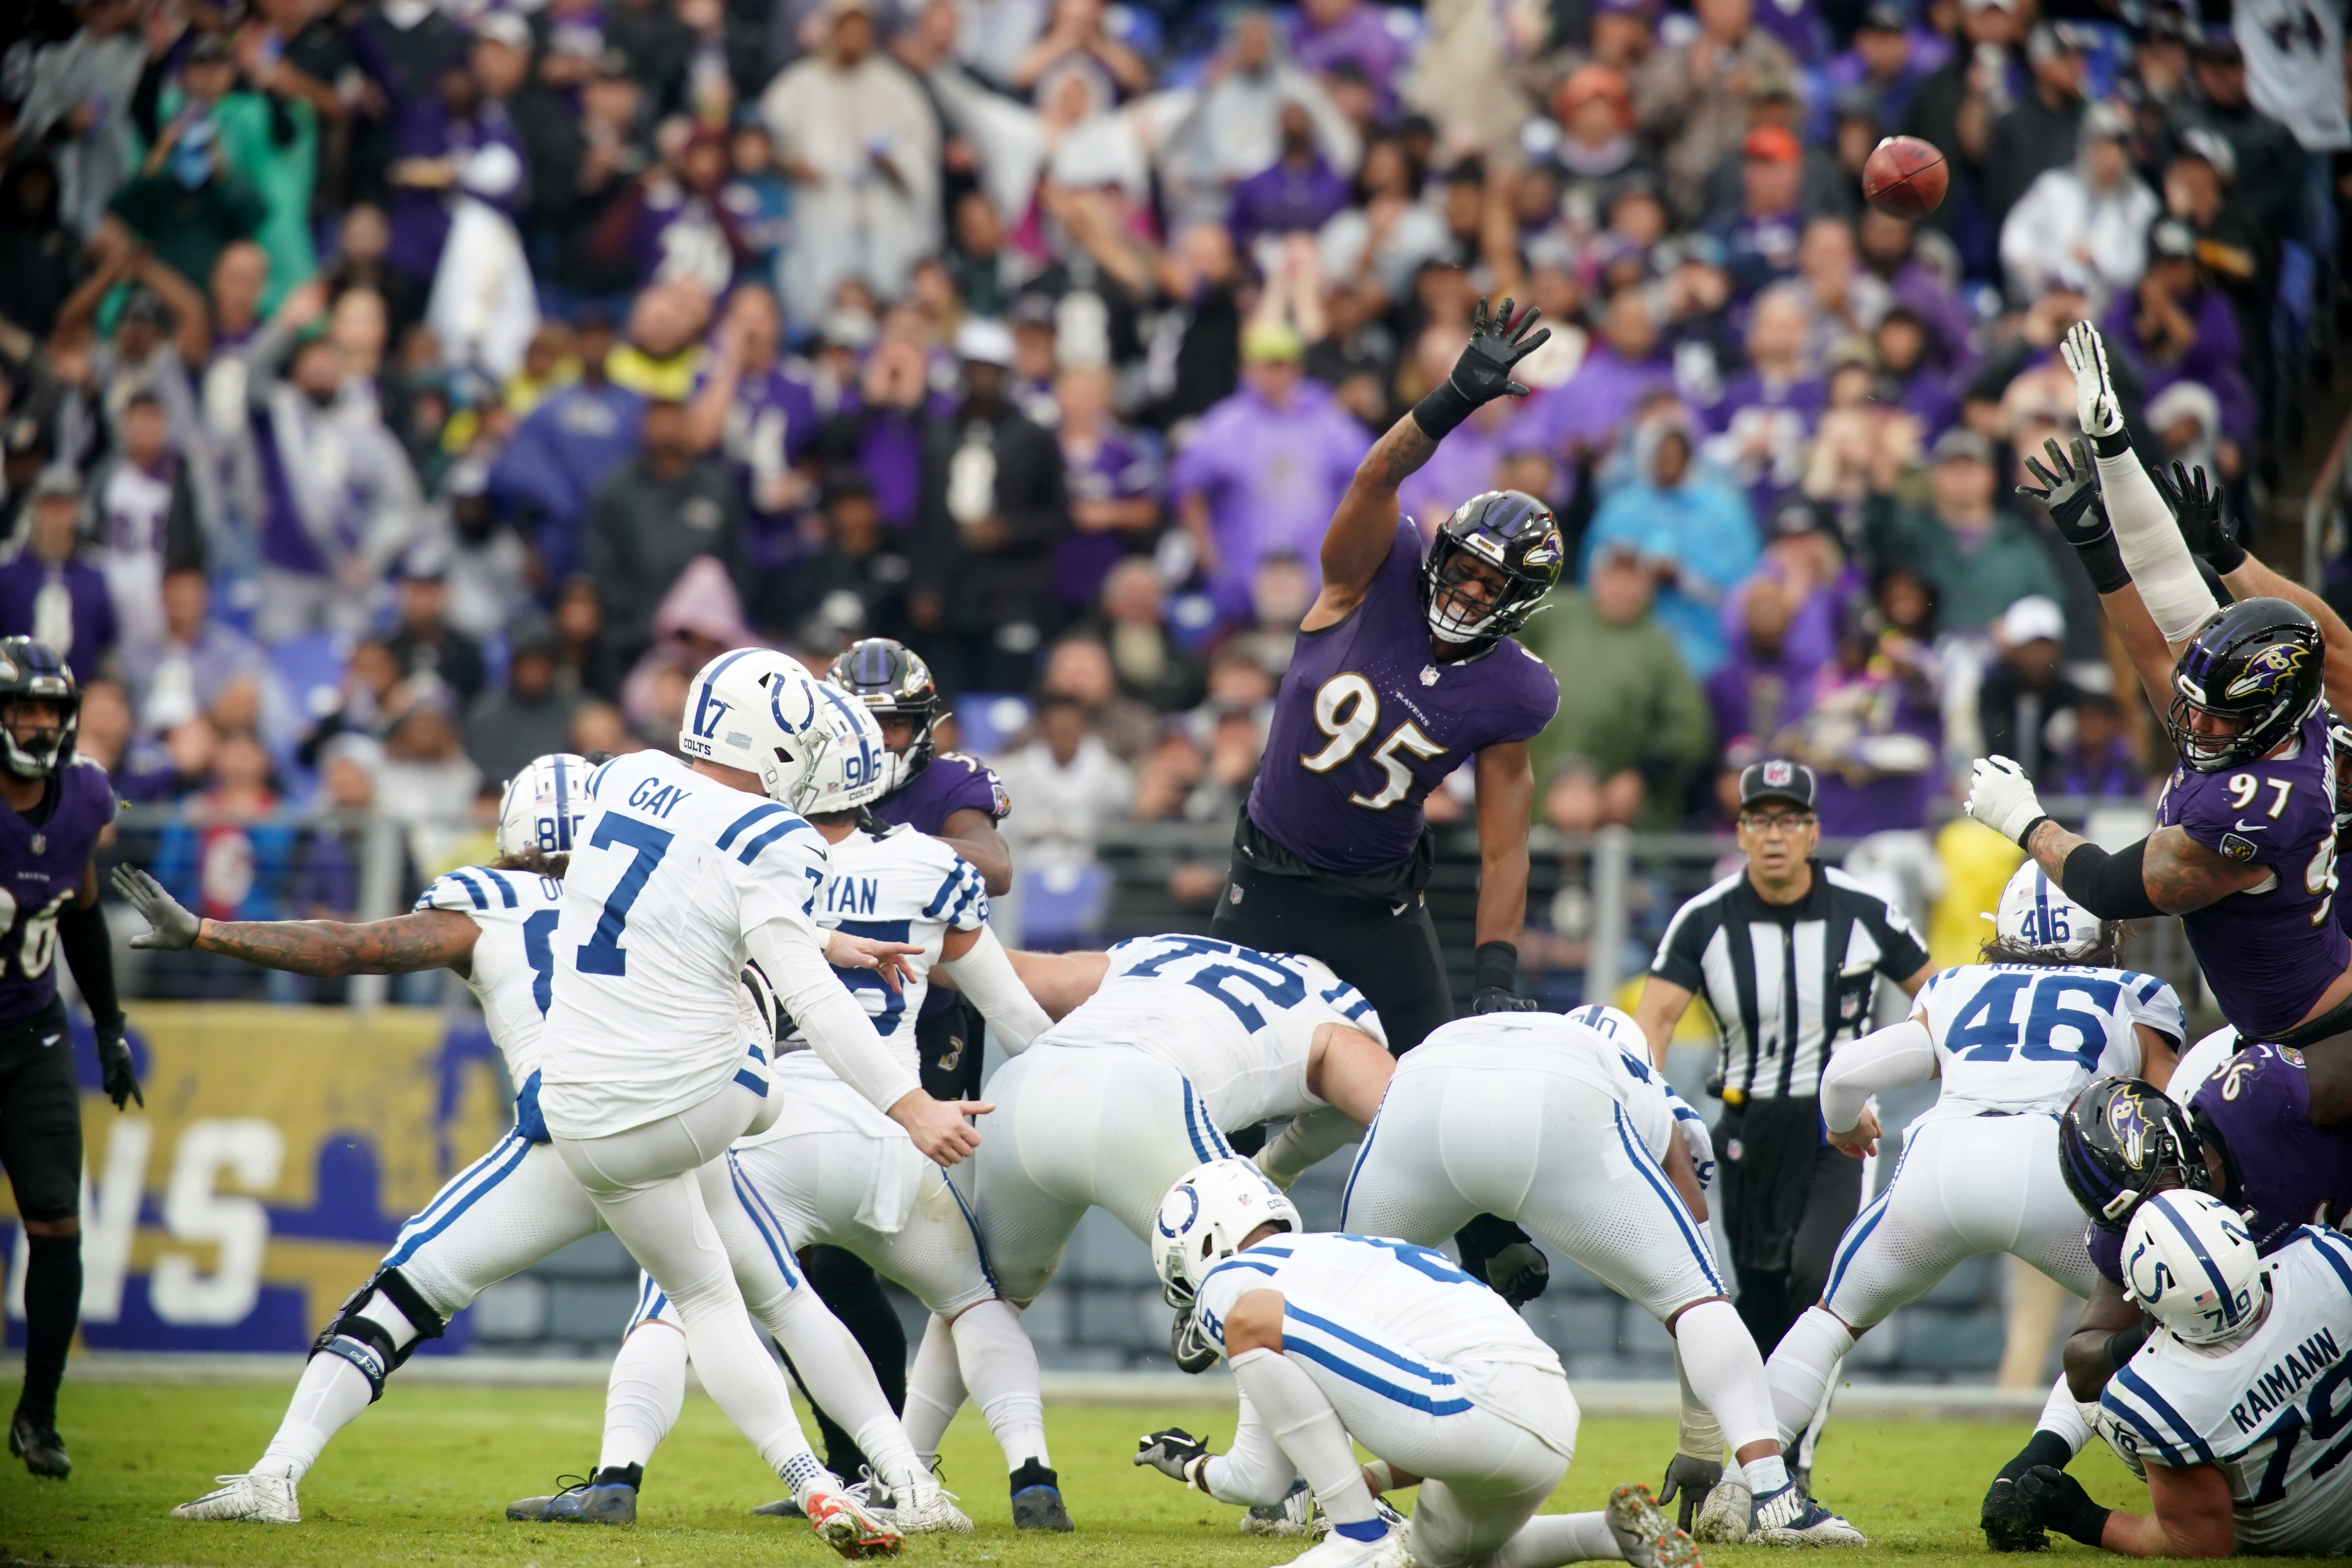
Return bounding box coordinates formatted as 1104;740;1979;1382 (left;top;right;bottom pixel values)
0;638;80;779
2167;597;2324;772
1420;491;1563;645
828;638;943;788
2058;1076;2212;1230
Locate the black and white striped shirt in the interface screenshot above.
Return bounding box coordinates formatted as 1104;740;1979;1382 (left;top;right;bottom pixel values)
1649;862;1929;1100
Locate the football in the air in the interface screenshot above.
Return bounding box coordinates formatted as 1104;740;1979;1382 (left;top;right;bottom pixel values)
1862;135;1948;219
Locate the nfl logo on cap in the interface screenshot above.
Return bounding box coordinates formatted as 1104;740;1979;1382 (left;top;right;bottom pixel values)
1739;758;1817;811
1763;760;1793;788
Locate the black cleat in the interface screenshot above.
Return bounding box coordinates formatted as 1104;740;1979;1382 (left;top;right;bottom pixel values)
9;1411;69;1479
751;1494;809;1517
1981;1475;2050;1552
1010;1458;1074;1531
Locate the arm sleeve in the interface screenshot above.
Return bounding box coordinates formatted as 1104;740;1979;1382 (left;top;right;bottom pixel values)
938;925;1051;1053
2098;440;2220;646
59;901;123;1029
1201;1392;1299;1508
1820;1017;1935;1134
745;916;922;1114
1255;1104;1362;1190
2058;838;2167;920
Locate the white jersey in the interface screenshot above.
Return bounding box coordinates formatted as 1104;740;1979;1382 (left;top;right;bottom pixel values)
1911;964;2183;1125
1029;933;1383;1129
773;821;990;1081
1396;1004;1693;1167
415;865;569;1088
541;751;830;1138
2099;1227;2352;1555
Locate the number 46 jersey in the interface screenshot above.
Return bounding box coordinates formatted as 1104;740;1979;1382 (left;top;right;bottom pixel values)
1032;934;1387;1130
1913;962;2185;1124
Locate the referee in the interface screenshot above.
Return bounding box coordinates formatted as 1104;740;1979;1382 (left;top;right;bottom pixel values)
1633;760;1933;1357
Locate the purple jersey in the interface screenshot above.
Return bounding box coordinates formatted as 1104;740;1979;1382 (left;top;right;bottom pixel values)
0;758;116;1028
1245;522;1559;877
873;750;1009;837
2091;1042;2352;1283
2155;709;2347;1040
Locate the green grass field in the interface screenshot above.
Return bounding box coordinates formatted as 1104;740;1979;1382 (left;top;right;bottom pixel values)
0;1380;2151;1566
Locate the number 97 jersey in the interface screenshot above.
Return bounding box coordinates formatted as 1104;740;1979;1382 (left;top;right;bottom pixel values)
1914;962;2184;1123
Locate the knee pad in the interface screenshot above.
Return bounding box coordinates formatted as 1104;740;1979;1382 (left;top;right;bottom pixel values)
310;1265;448;1401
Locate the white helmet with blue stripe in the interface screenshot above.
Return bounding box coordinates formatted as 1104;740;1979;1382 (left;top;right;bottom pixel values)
2122;1189;2263;1346
679;647;888;814
1151;1158;1301;1308
496;752;592;858
1992;859;2102;960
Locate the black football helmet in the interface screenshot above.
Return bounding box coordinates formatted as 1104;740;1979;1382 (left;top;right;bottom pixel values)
828;638;943;786
2167;597;2324;772
1419;490;1563;645
0;637;79;779
2058;1077;2212;1230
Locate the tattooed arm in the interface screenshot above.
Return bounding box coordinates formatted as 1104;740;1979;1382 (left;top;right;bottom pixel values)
197;909;481;978
2021;820;2272;914
1308;412;1439;628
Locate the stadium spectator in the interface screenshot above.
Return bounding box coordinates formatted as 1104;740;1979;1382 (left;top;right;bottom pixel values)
1975;592;2091;786
1634;0;1799;222
584;397;748;671
90;392;206;651
1863;427;2063;635
993;690;1134;871
0;469;118;684
1585;416;1759;679
1998;103;2157;307
117;568;278;740
1982;24;2087;238
382;555;487;704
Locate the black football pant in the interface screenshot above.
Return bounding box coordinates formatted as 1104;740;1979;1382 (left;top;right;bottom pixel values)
1713;1093;1865;1355
0;999;83;1426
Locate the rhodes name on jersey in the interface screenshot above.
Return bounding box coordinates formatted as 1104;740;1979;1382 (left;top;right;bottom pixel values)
0;755;113;1029
2099;1227;2352;1554
1033;933;1383;1129
1246;522;1557;878
1914;964;2183;1122
2156;707;2346;1041
415;864;569;1138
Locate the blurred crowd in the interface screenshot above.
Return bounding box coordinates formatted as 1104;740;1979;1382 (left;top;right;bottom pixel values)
0;0;2346;935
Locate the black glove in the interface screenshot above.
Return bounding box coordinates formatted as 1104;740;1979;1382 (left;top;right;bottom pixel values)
2015;1465;2111;1549
1169;1306;1219;1375
2156;460;2244;574
1979;1475;2049;1553
2018;437;2128;595
96;1017;142;1111
1483;1239;1550;1306
1470;941;1536;1014
1134;1427;1211;1486
1412;297;1551;440
1659;1454;1723;1533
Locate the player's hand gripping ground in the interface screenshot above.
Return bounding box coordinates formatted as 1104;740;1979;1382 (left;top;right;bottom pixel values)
113;864;201;950
1134;1428;1211;1487
1657;1454;1722;1533
2058;321;2122;440
1447;297;1551;407
826;929;925;990
889;1089;990;1167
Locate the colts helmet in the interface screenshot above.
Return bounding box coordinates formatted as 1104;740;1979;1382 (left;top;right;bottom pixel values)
496;753;592;859
1151;1159;1301;1308
0;637;80;779
1991;861;2103;961
2060;1077;2212;1230
680;648;887;814
2122;1189;2263;1346
1421;491;1563;645
2167;597;2324;772
828;638;943;793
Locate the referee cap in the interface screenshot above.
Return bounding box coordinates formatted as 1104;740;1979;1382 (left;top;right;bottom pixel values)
1739;759;1816;812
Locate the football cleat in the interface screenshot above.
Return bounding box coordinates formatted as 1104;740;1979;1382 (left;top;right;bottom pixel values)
1011;1457;1074;1530
804;1486;904;1559
505;1475;637;1524
1279;1521;1413;1568
863;1465;973;1534
1242;1475;1331;1538
170;1471;301;1523
1691;1473;1751;1544
751;1494;809;1517
1751;1481;1868;1546
1980;1475;2049;1553
10;1412;70;1480
1611;1483;1705;1568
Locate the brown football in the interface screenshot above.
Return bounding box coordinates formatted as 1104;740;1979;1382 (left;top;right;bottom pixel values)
1862;135;1949;219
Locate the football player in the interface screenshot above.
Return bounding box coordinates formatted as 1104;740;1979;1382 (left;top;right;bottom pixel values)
1206;298;1563;1300
1341;1004;1862;1546
0;639;138;1480
2007;1191;2352;1556
1764;864;2183;1518
1132;1160;1700;1568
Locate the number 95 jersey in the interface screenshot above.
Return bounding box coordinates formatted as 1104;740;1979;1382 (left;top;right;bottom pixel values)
1913;962;2183;1124
1247;522;1558;877
2155;706;2347;1041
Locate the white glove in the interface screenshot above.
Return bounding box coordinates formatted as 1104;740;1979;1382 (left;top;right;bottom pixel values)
1966;755;2049;845
2058;319;2122;439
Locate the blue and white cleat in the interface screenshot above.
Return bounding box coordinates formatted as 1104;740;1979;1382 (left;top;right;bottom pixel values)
506;1475;638;1524
1242;1476;1329;1538
1280;1521;1413;1568
1610;1482;1704;1568
1750;1481;1868;1546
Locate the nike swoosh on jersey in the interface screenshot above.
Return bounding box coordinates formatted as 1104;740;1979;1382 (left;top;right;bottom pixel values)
2233;819;2272;833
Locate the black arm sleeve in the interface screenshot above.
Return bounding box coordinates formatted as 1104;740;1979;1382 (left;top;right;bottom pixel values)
58;901;124;1029
2058;838;2166;921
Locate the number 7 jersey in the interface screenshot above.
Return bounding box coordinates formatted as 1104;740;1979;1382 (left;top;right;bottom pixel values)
1913;962;2184;1124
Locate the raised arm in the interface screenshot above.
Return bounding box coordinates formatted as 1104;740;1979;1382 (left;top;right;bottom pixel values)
1966;769;2271;917
116;864;479;976
2023;435;2189;715
1308;299;1548;626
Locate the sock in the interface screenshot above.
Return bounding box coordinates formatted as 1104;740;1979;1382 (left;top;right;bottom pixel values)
1492;1510;1624;1567
598;1324;686;1473
16;1233;81;1426
2029;1373;2092;1458
1765;1308;1853;1449
1674;1344;1725;1461
256;1354;376;1480
1673;1299;1779;1453
1229;1348;1381;1532
593;1462;643;1489
1797;1367;1837;1470
1745;1454;1791;1496
782;1449;834;1503
951;1300;1049;1470
903;1312;967;1466
753;1284;922;1495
